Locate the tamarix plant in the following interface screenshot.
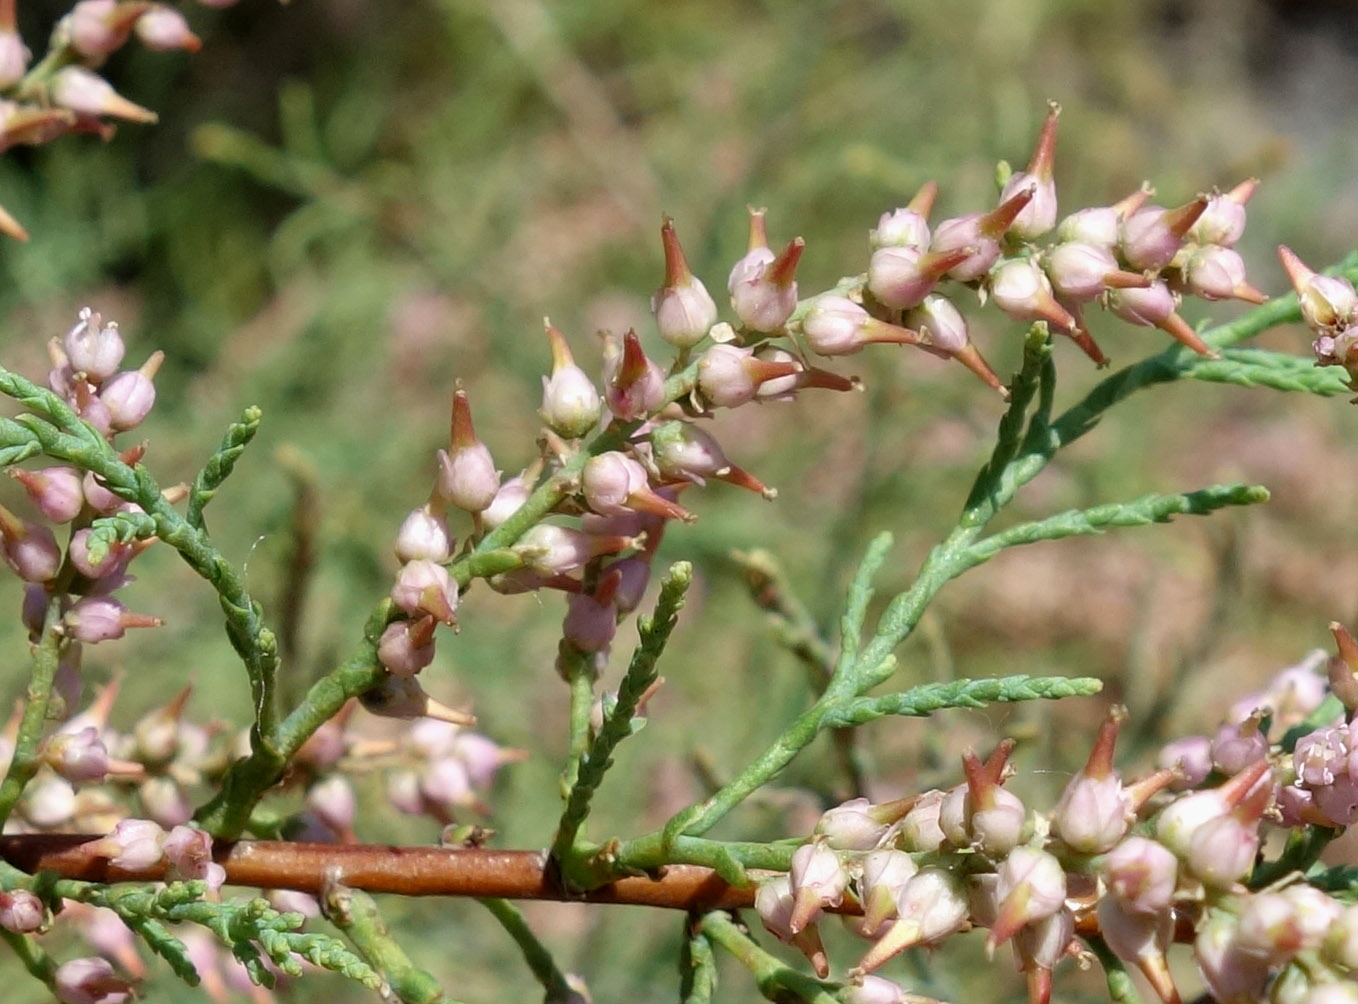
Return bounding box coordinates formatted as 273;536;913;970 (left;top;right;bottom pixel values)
0;10;1356;1001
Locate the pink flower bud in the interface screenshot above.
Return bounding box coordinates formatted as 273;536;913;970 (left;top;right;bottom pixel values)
898;789;945;852
9;465;84;523
754;874;830;977
788;840;849;934
0;505;61;582
1095;898;1177;1002
377;616;437;676
1052;770;1129;855
163;825;224;891
1278;245;1358;333
50;66;157;123
421;755;473;811
1118;198;1207;271
451;730;521;789
407;718;459;758
748;345;858;400
436;389;499;513
867;244;973;310
23;775;76;827
1045;241;1149;302
988;258;1076;332
1104;280;1216;357
697;343;801;408
68;528;133;581
1211;716;1270;776
134;5;201;51
1181;245;1266;303
514;524;620;576
999;102;1060;240
601;555;649;615
362;676;473;726
1185;807;1264;890
306;775;357;838
842;975;913;1004
395;503;453;564
386;769;424;814
801;295;925;356
390;560;458;625
64;596;163;643
1058;206;1122;249
857;867;968;973
857;848;918;936
1325;904;1358;970
138;776;192;827
987;846;1067;950
601;330;665;420
814;798;892;851
1237;887;1341;966
1012;907;1074;993
82;471;122;513
55;956;134;1004
652;218;717;348
1157;734;1213;789
481;471;533;530
99;351;162;430
1194;910;1270;1004
130;686;190;765
95;817;167;871
64;309;125;381
0;30;29;89
65;0;141;57
540;321;601;438
0;889;44;933
727;209;802;332
1101;835;1178;914
563;574;620;653
581;451;693;522
930;185;1036;282
44;726;112;782
1053;708;1132;853
1156;759;1270;857
903;294;969;353
871;183;936;250
1188;179;1255;248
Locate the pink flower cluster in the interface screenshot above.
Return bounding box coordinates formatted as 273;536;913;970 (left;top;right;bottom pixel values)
759;646;1358;1004
812;103;1265;375
0;0;226;241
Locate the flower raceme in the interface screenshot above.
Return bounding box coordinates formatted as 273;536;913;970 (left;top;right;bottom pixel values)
756;634;1358;1004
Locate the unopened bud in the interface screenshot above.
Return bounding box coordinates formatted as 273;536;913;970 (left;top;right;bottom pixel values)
999;102;1060;240
1118;198;1207;271
135;4;201;51
9;465;84;523
437;389;499;513
54;956;135;1004
540;321;601;438
50;66;157;123
390;560;458;625
652;218;717;348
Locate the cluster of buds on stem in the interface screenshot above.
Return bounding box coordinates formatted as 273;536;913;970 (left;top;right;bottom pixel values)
758;636;1358;1004
836;103;1265;375
1;310;173;721
0;0;226;240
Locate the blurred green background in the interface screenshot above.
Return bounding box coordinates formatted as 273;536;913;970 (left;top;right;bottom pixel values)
3;0;1358;1000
